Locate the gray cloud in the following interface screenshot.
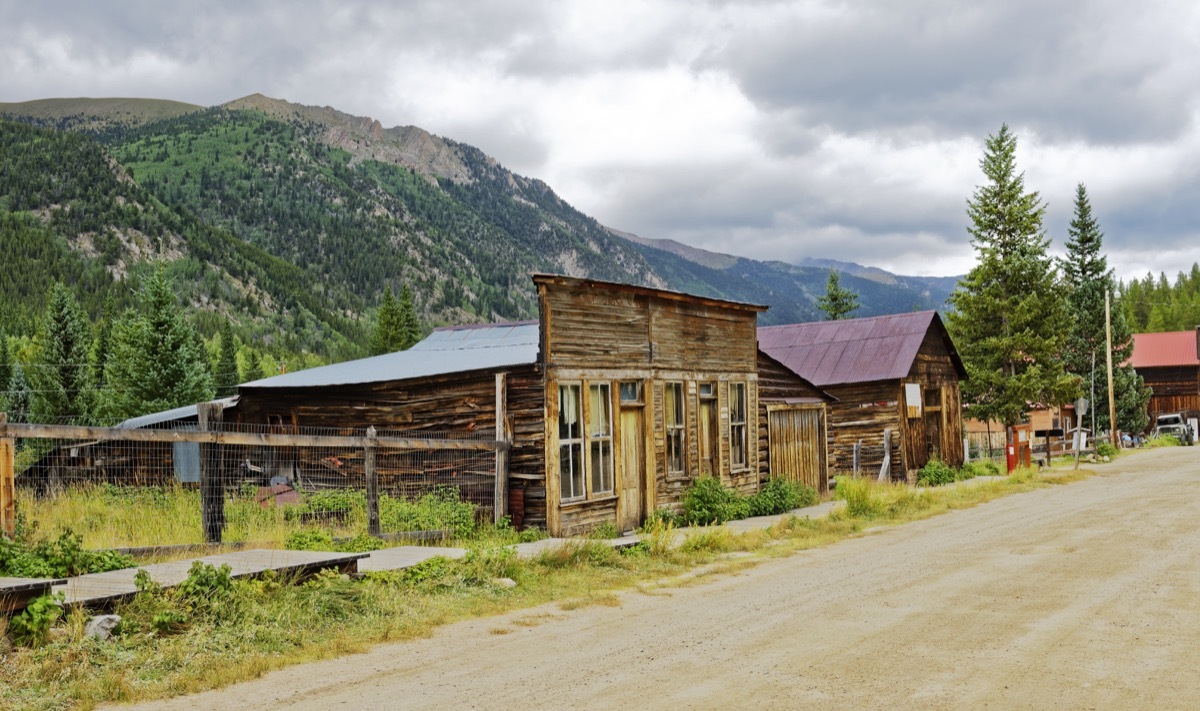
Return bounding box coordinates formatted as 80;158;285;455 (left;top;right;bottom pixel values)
2;0;1197;282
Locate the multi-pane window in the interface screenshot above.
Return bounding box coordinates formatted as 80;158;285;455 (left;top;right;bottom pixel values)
730;382;748;468
665;382;686;475
559;383;584;500
589;383;614;494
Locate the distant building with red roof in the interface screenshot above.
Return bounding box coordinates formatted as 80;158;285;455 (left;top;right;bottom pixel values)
1130;330;1200;419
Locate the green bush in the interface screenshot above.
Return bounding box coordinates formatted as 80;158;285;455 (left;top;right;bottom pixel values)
0;529;133;578
748;478;818;516
8;593;64;647
959;460;999;479
917;458;957;486
682;477;749;525
1097;441;1119;457
642;507;681;530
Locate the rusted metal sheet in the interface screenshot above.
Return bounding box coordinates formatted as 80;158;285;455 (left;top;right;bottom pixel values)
758;311;965;387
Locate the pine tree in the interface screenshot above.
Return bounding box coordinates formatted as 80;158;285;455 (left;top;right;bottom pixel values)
215;318;240;396
241;351;265;384
816;270;860;321
30;282;94;424
398;284;422;349
91;296;115;391
0;329;11;403
1059;183;1150;434
104;268;215;420
7;363;31;423
947;125;1078;428
370;287;405;355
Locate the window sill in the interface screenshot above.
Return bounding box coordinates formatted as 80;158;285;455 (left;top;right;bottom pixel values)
560;494;619;509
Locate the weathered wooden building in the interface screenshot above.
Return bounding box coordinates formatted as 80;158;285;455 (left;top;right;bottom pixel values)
758;311;966;480
757;351;834;492
231;274;784;536
1130;330;1200;420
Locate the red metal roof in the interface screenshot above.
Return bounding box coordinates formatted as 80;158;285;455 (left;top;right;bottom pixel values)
1130;331;1200;368
758;311;965;387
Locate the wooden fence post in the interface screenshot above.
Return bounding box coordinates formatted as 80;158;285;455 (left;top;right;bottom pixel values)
1;413;14;538
365;426;380;537
878;429;892;482
494;373;508;524
198;402;225;544
853;440;861;477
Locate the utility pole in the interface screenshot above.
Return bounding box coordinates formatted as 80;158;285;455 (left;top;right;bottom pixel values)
1105;291;1117;447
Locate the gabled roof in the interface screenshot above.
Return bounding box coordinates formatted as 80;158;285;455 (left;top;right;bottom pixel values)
757;311;966;387
241;321;540;390
1130;331;1200;369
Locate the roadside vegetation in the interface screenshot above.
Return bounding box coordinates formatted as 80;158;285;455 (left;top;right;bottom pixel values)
1;464;1093;710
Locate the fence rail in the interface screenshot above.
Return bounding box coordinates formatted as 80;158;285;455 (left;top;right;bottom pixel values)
0;411;507;546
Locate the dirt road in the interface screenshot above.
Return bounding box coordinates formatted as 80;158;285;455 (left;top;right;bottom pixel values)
125;447;1200;710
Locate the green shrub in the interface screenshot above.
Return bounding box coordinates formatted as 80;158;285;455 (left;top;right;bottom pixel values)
959;460;1000;479
682;477;749;525
517;527;548;543
643;507;681;530
1096;441;1119;457
748;478;818;516
589;522;620;539
917;458;957;487
0;529;133;578
8;592;64;647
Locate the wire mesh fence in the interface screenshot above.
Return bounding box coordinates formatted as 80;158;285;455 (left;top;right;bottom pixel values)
1;418;502;550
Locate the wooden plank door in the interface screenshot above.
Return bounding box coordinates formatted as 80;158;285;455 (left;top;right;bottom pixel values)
768;405;827;491
619;406;645;532
698;397;718;476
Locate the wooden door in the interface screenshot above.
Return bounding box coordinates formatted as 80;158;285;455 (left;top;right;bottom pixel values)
699;397;718;476
619;406;645;532
767;405;828;492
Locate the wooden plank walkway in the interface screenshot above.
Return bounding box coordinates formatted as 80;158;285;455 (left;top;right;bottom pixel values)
1;576;68;612
52;550;368;607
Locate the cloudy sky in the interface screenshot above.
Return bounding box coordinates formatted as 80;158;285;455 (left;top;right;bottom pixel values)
3;0;1198;281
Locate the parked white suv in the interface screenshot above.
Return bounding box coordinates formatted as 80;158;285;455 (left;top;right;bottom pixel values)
1155;413;1194;445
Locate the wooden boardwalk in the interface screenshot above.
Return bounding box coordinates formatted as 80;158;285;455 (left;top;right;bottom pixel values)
52;549;368;607
1;576;67;612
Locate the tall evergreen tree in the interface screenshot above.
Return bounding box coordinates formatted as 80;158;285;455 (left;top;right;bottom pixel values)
1059;184;1149;434
947;125;1078;428
91;296;115;392
241;351;266;384
0;329;11;404
104;268;214;420
7;363;31;423
370;287;405;355
215;318;240;396
816;270;860;321
398;284;422;349
30;282;94;423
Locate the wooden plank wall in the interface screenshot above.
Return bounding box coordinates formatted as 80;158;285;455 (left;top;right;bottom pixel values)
765;404;828;492
824;382;904;478
1142;366;1200;419
901;329;967;469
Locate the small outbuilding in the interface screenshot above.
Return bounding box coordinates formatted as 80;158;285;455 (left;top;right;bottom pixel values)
758;311;967;480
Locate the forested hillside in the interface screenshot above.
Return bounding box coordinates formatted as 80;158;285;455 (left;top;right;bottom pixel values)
1120;266;1200;333
3;94;957;363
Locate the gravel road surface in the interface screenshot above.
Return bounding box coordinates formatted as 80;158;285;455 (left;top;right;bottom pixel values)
122;447;1200;710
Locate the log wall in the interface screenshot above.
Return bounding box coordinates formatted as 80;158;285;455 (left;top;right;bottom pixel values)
1142;366;1200;420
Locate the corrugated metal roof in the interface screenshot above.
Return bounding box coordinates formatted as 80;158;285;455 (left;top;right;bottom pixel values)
240;321;540;389
758;311;963;387
1130;331;1200;368
116;396;239;429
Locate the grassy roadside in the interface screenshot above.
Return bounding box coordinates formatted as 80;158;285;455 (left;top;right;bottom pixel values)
2;466;1090;710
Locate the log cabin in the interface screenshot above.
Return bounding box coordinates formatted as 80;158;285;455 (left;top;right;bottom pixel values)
1129;330;1200;420
758;311;966;481
231;274;822;536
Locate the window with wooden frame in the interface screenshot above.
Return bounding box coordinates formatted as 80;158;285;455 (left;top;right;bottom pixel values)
589;383;614;495
729;382;748;469
665;381;686;475
559;383;585;501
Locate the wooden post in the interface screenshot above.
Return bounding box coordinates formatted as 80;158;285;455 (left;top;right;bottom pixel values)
494;373;508;524
853;440;861;477
365;426;380;537
197;402;225;544
1105;291;1118;447
1;413;14;538
878;429;891;482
